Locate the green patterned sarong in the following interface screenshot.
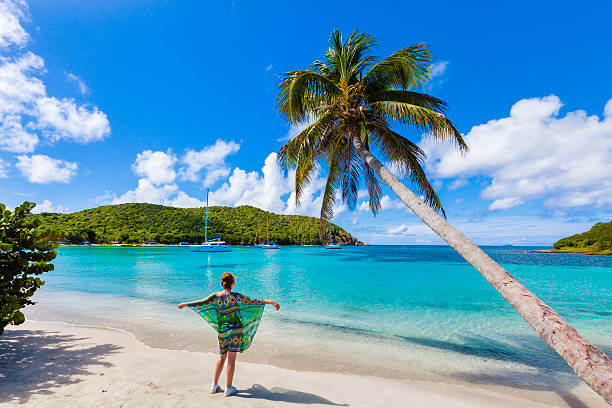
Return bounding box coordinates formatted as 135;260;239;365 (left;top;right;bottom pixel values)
187;292;265;354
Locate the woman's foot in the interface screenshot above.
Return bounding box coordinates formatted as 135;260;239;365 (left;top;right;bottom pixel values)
211;384;221;394
224;385;237;397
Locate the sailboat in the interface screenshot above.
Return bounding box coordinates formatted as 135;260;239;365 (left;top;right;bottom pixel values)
259;216;280;249
253;220;263;248
324;223;342;249
191;189;231;252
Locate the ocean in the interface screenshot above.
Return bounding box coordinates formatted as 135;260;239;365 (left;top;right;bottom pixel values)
26;245;612;398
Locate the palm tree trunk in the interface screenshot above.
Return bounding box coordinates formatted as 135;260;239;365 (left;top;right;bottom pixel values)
350;133;612;404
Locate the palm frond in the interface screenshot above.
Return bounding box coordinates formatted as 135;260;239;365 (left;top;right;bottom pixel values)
319;151;342;222
278;70;340;122
337;139;362;210
363;43;432;91
363;162;382;215
323;29;376;85
278;113;337;204
366;90;448;113
366;123;445;215
367;102;467;152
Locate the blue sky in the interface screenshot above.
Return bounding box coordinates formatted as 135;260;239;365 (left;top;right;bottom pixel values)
1;0;611;245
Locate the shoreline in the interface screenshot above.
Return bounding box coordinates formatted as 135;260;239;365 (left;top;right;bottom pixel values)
4;320;605;408
528;249;612;256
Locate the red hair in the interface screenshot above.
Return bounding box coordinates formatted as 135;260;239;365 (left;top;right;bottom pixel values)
221;273;235;290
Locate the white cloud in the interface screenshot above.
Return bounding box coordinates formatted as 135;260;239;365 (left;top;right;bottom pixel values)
36;96;109;143
112;179;178;205
0;3;110;154
132;150;177;185
430;61;449;78
380;195;405;211
66;73;88;95
15;154;77;183
0;114;38;152
387;223;432;236
0;0;28;48
266;64;273;71
283;168;327;217
109;179;204;208
209;152;348;217
448;179;468;190
164;191;204;208
423;95;612;211
212;153;292;213
179;139;240;186
0;157;8;177
357;194;406;213
425;60;449;89
32;199;69;214
488;197;525;211
109;149;343;217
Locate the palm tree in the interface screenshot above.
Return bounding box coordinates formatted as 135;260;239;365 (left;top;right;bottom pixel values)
277;30;612;404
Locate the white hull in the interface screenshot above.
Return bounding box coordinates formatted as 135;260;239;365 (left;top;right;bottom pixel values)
190;244;232;252
259;244;280;249
325;245;342;249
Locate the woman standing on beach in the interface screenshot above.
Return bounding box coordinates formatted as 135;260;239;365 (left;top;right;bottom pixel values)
177;273;280;397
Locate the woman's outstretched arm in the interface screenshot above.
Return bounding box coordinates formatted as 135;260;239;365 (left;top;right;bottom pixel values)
177;293;217;309
263;299;280;310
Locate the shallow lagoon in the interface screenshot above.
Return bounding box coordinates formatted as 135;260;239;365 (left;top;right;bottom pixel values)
28;245;612;398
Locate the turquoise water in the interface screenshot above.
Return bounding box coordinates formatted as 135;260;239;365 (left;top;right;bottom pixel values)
28;245;612;396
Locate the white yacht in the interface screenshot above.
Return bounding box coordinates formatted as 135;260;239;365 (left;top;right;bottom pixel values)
192;237;231;252
190;189;232;252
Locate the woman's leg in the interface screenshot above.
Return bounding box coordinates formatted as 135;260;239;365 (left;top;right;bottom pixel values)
226;351;237;388
213;352;227;385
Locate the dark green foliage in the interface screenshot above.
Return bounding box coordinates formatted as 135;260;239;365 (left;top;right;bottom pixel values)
37;203;362;246
553;221;612;253
1;202;58;335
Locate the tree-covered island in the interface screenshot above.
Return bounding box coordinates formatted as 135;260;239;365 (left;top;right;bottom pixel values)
551;221;612;255
36;203;363;246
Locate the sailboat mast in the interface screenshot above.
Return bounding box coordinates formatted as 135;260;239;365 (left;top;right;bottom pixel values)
204;189;209;242
266;216;269;244
258;220;261;244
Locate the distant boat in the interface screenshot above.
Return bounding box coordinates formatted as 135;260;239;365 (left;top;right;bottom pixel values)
253;220;263;248
324;223;342;249
324;242;342;249
259;216;280;249
191;189;231;252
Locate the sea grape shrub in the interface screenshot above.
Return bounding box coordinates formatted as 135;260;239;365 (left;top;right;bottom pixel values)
0;202;58;335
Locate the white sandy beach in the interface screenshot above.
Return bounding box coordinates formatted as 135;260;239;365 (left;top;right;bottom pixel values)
1;321;607;408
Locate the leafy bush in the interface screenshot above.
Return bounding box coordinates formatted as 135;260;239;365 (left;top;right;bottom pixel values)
0;202;58;335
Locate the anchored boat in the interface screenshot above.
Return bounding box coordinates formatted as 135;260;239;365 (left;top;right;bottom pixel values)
259;216;280;249
190;189;231;252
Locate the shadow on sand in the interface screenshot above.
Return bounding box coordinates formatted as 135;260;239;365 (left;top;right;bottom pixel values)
0;328;123;404
238;384;348;406
397;333;612;408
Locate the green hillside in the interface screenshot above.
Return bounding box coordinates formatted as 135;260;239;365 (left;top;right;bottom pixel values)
553;221;612;255
37;203;363;246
